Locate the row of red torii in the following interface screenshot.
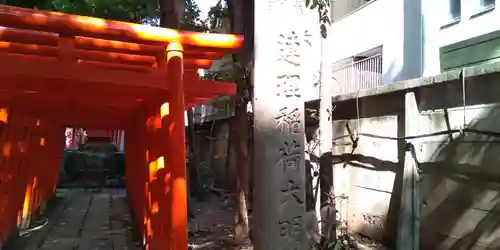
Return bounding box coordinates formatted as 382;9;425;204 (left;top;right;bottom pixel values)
0;4;243;250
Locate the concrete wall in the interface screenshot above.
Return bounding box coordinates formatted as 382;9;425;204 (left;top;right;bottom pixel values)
329;63;500;248
331;93;404;246
329;0;423;85
422;0;500;76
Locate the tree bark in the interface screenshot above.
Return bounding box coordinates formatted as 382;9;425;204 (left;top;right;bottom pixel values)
226;0;254;243
186;108;199;196
159;0;185;28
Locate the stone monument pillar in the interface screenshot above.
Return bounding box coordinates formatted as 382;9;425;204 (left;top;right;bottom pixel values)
253;0;320;249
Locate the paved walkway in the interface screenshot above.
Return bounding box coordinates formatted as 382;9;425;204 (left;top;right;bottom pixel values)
36;189;140;250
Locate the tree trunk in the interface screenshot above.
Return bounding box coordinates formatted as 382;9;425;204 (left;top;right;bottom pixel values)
159;0;185;28
186;108;200;196
226;0;254;244
231;103;250;243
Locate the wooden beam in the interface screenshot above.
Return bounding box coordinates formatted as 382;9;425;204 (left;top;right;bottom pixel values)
0;54;236;96
13;42;157;66
0;42;213;68
20;103;126;121
76;60;155;72
0;27;226;59
0;76;230;107
0;53;167;88
13;108;125;129
77;49;155;66
0;92;138;111
13;101;130;116
0;5;243;51
76;36;225;59
187;80;237;96
0;76;155;100
0;26;57;46
58;119;122;129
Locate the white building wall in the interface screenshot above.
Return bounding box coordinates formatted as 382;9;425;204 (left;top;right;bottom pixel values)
329;0;423;86
422;0;500;76
330;0;403;84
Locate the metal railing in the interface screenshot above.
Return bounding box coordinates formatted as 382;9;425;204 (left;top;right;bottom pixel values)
332;53;382;95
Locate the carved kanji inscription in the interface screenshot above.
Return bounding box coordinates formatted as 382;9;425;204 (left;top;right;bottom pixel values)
276;31;301;98
276;140;302;173
279;180;304;207
278;216;303;249
274;107;301;134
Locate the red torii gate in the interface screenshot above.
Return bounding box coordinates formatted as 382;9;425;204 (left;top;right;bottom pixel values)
0;5;242;250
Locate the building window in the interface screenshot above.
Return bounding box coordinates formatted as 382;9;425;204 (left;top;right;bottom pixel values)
450;0;461;20
331;0;374;22
480;0;495;8
332;47;383;95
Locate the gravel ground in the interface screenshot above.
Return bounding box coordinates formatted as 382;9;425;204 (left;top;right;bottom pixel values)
188;193;253;250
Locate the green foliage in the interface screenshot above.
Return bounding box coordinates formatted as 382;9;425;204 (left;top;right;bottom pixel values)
60;144;125;186
305;0;330;10
6;0;157;22
201;61;235;82
206;0;228;30
200;58;237;107
6;0;205;28
61;149;86;182
305;0;331;38
208;95;233;110
183;0;206;31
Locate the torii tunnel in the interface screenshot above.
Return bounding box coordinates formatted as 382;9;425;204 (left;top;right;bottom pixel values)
0;5;243;250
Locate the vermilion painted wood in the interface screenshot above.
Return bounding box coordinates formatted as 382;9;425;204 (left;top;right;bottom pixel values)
0;112;25;240
0;74;229;101
0;54;236;95
165;42;188;250
43;125;64;201
0;5;243;50
0;5;242;250
0;93;213;117
17;118;39;230
7;118;24;237
0;27;226;59
0;41;214;69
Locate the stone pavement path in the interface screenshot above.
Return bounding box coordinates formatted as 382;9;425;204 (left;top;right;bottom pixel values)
37;189;140;250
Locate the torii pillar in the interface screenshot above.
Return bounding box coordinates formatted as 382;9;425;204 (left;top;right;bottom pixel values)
164;42;188;250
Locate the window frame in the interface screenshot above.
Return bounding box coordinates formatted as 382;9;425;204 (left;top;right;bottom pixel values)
449;0;462;21
471;0;495;19
480;0;495;9
441;0;461;29
330;0;376;23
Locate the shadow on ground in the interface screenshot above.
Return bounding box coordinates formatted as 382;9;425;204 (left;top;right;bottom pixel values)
189;193;253;250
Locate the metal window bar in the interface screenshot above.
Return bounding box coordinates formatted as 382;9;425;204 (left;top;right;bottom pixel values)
332;53;382;95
